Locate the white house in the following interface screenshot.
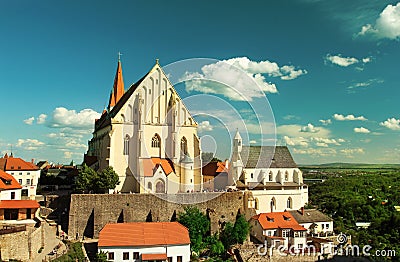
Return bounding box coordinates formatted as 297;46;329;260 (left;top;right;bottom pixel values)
289;209;334;236
0;154;40;199
0;170;40;221
230;131;308;213
250;211;307;253
85;59;202;193
98;222;190;262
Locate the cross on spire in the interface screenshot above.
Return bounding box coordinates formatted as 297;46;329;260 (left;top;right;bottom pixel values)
118;51;123;61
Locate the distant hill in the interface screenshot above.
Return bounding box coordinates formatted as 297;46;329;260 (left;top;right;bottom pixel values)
299;163;400;169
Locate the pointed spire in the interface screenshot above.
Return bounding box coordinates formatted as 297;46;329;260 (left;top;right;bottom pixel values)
4;153;8;158
108;56;125;110
234;129;242;140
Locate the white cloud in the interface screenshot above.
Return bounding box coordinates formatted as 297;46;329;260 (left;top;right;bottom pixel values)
283;136;308;147
340;148;365;155
23;117;35;125
347;78;384;89
380;118;400;130
48;107;101;129
319;119;332;125
354;127;371;133
293;148;337;157
180;57;306;101
325;54;359;67
37;114;47;124
311;137;343;146
300;123;319;133
249;140;257;144
333;113;367;121
358;2;400;40
16;139;45;151
198;121;213;132
277;124;331;138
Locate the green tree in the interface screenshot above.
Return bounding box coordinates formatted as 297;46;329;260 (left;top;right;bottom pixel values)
220;215;250;249
95;251;108;262
76;164;97;193
206;235;225;256
178;206;210;253
96;166;120;193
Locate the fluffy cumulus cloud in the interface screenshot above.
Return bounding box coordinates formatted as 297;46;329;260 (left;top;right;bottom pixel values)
197;121;213;132
358;2;400;40
325;54;371;67
340;148;365;156
37;114;47;124
16;139;45;151
283;136;308;147
319;119;332;125
354;127;371;133
180;57;307;101
333;113;367;121
23;117;35;125
47;107;101;129
300;123;319;133
380;118;400;130
278;124;331;138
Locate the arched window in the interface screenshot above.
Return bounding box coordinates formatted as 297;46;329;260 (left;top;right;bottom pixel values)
148;182;152;191
251;173;254;179
181;137;188;155
287;197;292;209
270;197;276;212
156;180;165;193
269;171;273;181
123;135;130;155
152;134;161;148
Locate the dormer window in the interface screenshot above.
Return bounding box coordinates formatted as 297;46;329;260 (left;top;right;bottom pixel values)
267;217;274;222
11;166;14;169
18;166;21;169
4;179;11;185
283;215;291;221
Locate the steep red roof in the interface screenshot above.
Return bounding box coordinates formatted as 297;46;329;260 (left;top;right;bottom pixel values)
0;170;22;190
143;158;175;177
203;161;228;177
0;200;40;209
253;212;307;231
108;60;125;108
0;157;39;171
98;222;190;247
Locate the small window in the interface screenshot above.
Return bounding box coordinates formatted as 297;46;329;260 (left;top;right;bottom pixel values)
152;134;161;148
123;135;130;155
19;172;22;176
177;256;183;262
251;173;253;179
18;166;21;169
27;172;30;176
149;89;152;94
168;257;173;262
11;166;14;169
11;192;15;199
108;252;114;260
18;179;22;184
326;223;329;229
11;172;14;175
133;252;139;259
123;252;129;260
26;179;31;186
148;182;152;190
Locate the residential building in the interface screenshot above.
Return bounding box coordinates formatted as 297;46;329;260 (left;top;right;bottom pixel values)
98;222;190;262
85;59;202;193
251;211;307;252
0;154;40;198
289;209;334;235
202;160;228;191
230;131;308;213
0;170;40;221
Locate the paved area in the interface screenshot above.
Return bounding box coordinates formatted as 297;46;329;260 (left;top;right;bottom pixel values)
33;221;67;262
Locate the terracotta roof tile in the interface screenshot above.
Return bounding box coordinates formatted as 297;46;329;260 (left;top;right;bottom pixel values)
143;158;175;177
0;157;39;171
0;170;22;190
252;212;307;231
98;222;190;247
0;200;40;209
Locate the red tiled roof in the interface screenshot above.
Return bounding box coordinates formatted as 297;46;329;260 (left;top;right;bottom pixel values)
0;170;22;190
142;253;168;260
252;212;307;231
143;158;175;177
202;161;228;177
109;60;125;108
98;222;190;247
0;157;39;171
0;200;40;209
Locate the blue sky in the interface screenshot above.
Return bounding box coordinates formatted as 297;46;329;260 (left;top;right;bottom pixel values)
0;0;399;164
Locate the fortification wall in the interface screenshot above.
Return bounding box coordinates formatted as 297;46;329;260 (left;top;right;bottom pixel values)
68;192;250;238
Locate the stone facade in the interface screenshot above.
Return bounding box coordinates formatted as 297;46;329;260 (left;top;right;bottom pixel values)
68;192;250;238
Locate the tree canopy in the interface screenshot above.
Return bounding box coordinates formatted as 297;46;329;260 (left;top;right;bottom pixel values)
76;164;119;193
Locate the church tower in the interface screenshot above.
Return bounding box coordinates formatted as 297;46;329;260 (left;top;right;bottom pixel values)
108;58;125;111
229;130;243;186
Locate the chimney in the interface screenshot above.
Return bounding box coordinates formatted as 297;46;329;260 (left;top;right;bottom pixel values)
31;159;34;164
300;206;305;216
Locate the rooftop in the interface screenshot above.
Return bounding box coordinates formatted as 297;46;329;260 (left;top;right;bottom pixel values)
0;200;40;209
143;158;175;176
241;146;297;168
0;154;39;171
252;211;307;231
98;222;190;247
0;170;22;190
289;209;333;223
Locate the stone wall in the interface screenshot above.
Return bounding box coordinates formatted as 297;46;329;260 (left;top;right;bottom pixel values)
68;192;250;238
0;225;43;262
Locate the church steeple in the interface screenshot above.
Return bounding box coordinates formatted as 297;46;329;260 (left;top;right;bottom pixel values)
108;55;125;110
